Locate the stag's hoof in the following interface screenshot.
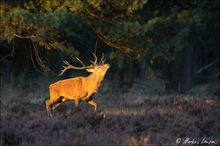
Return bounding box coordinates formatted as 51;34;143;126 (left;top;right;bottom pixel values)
99;111;106;118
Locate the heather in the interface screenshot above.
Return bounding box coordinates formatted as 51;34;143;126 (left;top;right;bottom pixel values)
1;79;219;145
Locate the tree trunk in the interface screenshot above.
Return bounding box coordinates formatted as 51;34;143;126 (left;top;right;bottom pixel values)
163;50;182;92
139;59;146;81
112;59;135;93
163;46;194;93
113;69;122;92
179;46;194;93
121;60;135;92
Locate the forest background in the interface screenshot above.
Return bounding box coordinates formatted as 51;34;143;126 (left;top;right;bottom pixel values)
0;0;219;145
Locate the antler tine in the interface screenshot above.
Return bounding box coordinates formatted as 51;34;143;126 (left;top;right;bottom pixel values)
63;60;70;66
58;69;65;76
58;57;93;76
76;57;86;67
102;58;106;64
58;61;73;76
89;53;98;65
59;61;68;76
99;52;106;64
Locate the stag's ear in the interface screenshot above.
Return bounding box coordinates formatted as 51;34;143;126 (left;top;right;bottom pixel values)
86;68;94;73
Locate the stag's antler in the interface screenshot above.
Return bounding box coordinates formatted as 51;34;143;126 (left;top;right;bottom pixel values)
99;52;106;64
59;53;99;76
89;53;98;65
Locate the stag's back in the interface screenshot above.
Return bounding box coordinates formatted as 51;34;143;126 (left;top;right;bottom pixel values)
49;77;87;100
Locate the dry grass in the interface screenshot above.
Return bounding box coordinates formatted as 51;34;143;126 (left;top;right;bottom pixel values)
0;77;219;145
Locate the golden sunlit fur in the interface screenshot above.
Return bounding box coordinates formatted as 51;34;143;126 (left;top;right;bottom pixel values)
45;60;110;117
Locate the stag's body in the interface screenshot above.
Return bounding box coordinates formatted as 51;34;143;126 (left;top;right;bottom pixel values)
45;53;109;117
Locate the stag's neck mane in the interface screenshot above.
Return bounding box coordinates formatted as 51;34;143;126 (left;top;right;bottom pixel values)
87;72;105;84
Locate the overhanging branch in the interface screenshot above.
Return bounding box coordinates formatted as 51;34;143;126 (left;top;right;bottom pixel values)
94;28;133;53
14;34;36;39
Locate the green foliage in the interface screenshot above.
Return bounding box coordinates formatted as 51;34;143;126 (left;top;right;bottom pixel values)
146;66;154;79
187;89;199;97
0;0;219;73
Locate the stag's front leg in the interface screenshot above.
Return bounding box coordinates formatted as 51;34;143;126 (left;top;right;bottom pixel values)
87;100;97;111
73;99;82;112
74;99;80;107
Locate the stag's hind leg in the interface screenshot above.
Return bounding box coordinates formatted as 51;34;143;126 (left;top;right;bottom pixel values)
45;96;67;117
52;96;67;110
45;99;53;117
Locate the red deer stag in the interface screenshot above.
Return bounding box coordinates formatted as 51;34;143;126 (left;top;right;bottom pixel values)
45;53;110;117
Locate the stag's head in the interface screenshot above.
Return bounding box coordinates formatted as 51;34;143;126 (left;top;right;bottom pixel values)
59;53;110;76
86;53;110;76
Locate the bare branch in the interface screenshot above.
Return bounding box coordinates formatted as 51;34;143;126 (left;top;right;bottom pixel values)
196;59;219;74
86;9;116;26
14;34;36;39
0;46;15;62
94;37;98;54
94;28;133;53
